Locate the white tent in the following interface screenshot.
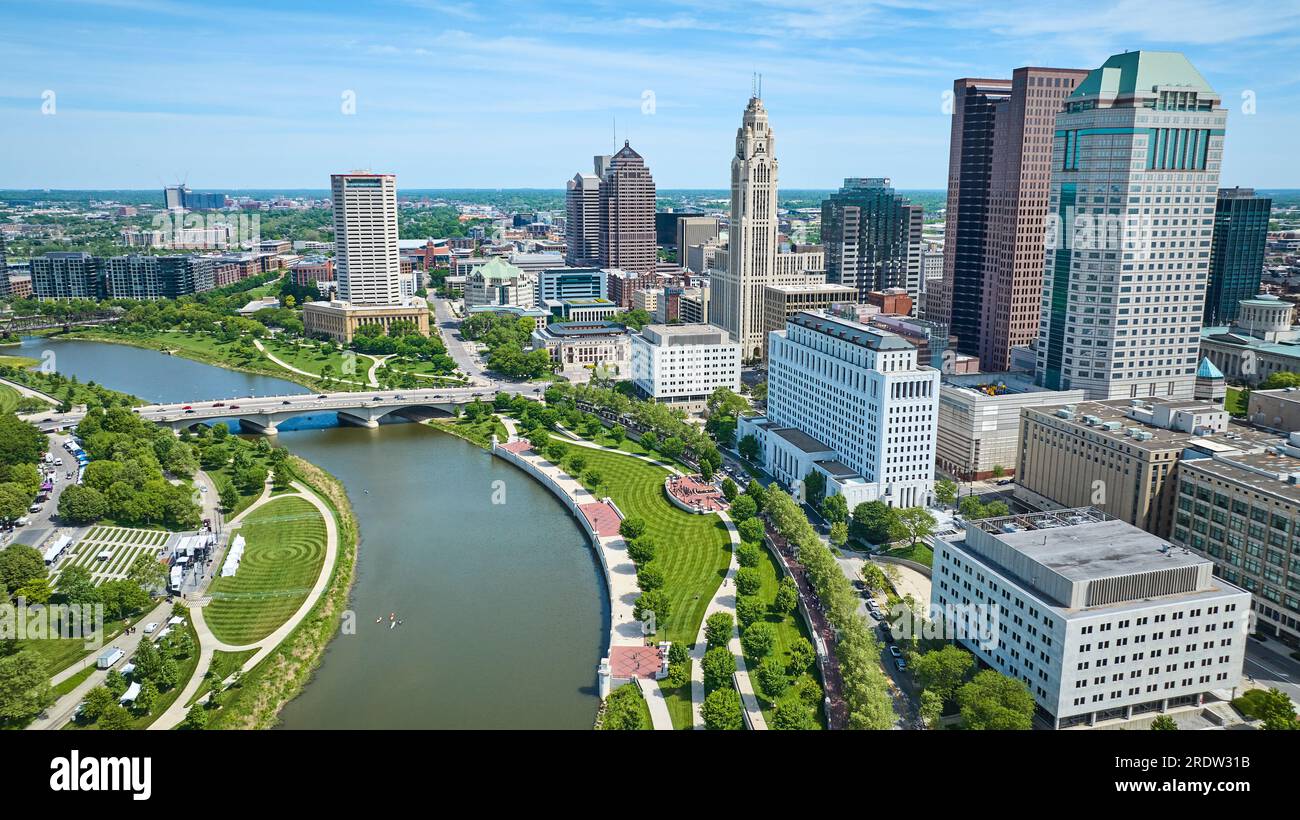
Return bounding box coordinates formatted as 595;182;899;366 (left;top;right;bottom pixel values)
220;534;246;577
119;681;141;704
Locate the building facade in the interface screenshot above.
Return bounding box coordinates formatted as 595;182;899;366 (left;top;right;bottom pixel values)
100;255;217;300
932;508;1250;729
599;142;657;276
1204;187;1272;327
565;168;602;266
821;178;924;302
31;252;101;299
332;172;402;305
711;95;780;361
1200;293;1300;386
762;282;858;337
1036;52;1227;401
464;257;536;309
535;267;606;305
630;323;741;409
675;216;720;259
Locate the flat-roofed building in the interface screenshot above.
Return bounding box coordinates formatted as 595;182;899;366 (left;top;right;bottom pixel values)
931;508;1250;729
31;252;101;299
545;297;618;324
302;300;430;343
535;267;606;306
937;372;1086;481
464;257;535;309
1245;387;1300;434
532;320;631;379
1170;432;1300;647
631;323;741;411
762;282;858;337
1014;396;1277;536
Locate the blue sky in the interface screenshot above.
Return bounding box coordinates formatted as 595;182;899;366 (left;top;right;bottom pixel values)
1;0;1298;189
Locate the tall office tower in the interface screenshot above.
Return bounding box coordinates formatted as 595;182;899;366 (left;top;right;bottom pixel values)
593;154;612;180
163;185;189;210
711;94;779;361
332;172;402;305
1036;51;1227;400
978;66;1090;371
934;78;1012;355
598;142;657;276
675;216;720;260
821;178;924;303
1204;187;1271;327
565;167;601;266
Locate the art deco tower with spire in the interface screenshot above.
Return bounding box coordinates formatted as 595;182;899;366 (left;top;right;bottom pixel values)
712;88;779;361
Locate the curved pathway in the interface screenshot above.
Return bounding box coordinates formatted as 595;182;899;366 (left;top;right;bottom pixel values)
0;376;60;405
252;338;366;387
149;479;339;730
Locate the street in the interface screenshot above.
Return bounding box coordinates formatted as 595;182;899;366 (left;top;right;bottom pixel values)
2;431;82;554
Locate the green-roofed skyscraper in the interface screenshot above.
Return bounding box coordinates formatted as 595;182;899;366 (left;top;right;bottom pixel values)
1035;51;1228;401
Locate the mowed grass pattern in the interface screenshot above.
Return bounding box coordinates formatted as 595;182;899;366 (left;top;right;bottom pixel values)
562;442;731;646
205;496;328;646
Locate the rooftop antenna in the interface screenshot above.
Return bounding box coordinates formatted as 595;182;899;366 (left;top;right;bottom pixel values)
758;73;763;99
751;72;757;99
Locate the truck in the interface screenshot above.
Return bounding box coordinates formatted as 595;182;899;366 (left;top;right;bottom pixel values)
96;647;124;669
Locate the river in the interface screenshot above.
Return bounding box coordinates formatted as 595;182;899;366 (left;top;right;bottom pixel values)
19;336;605;728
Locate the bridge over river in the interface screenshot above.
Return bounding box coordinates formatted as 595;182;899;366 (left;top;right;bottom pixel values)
26;383;541;435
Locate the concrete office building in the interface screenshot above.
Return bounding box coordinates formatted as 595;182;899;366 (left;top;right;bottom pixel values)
0;234;8;300
1245;387;1300;434
1171;432;1300;647
630;323;741;410
599;142;657;275
680;286;708;324
507;252;565;277
932;508;1250;729
535;267;606;306
31;252;101;299
1204;187;1271;327
330;172;402;306
532;320;631;378
675;216;719;259
1036;52;1227;401
301;300;430;343
464;257;535;309
739;310;939;509
711;95;780;361
655;211;703;246
1200;293;1300;386
546;297;618;323
762;282;858;337
565;166;602;266
936;372;1086;481
821;178;924;302
1014;396;1277;536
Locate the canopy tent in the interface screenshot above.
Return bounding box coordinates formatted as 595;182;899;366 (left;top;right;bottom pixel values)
220;534;246;577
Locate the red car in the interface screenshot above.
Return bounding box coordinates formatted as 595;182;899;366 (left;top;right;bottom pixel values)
182;405;193;410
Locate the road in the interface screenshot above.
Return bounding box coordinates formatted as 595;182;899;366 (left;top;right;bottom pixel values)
1243;638;1300;705
429;295;491;385
2;431;82;552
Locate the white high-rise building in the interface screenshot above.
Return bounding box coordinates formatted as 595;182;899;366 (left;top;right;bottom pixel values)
630;324;742;410
1035;51;1227;401
712;94;779;361
332;172;401;305
738;310;940;510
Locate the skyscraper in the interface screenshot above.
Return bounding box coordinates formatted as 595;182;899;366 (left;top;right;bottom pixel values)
978;66;1090;371
598;141;656;276
933;78;1012;356
565;165;601;267
711;94;779;361
0;233;9;301
1035;51;1227;400
821;178;923;303
331;172;402;305
1204;187;1271;327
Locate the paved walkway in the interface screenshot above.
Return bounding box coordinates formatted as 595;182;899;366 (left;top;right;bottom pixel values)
361;353;392;388
637;677;674;730
252;338;366;387
28;599;174;730
149;479;340;730
0;375;60;405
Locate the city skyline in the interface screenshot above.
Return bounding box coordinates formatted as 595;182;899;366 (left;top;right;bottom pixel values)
1;0;1298;189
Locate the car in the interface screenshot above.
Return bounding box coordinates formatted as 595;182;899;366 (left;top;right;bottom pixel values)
318;394;328;399
29;504;42;514
865;598;880;611
54;458;63;466
996;479;1012;486
182;405;192;410
213;402;225;407
282;400;292;405
198;485;207;493
879;624;895;643
14;517;29;527
185;409;196;414
895;658;907;672
229;404;240;409
869;609;885;621
888;645;902;659
143;622;158;634
372;396;382;402
395;394;405;399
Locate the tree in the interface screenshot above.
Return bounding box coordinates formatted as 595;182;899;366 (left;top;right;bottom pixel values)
98;703;133;729
600;685;648;730
756;657;788;700
745;479;766;512
701;688;743;730
741;621;776;658
56;484;106;525
934;478;958;507
801;470;826;506
896;506;937;547
735;542;762;568
860;562;888;592
702;646;736;691
738;434;760;462
738;517;765;545
632;590;670;625
991;464;1006;479
626;537;657;565
127;554;167;593
636;563;664;592
735;595;765;629
14;577;52;605
659;437;685;460
729;494;758;522
787;637;815;675
566;453;587;476
772;696;817;730
735;567;761;597
0;650;52;722
134;681;158;715
830;521;849;548
1150;714;1178;731
180;704;208;730
957;670;1035;730
774;576;798;614
705;612;734;649
0;414;46;468
1258;372;1300;390
913;645;975;703
56;565;99;606
1246;688;1299;730
821;493;849;525
0;483;31;524
851;500;901;545
919;689;944;729
0;544;45;595
104;669;128;698
618;517;646;540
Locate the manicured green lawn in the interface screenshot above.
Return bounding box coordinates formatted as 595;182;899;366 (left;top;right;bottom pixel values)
0;382;18;414
187;648;258;707
261;338;356;381
660;673;693;729
51;665;95;700
205;496;328;645
430;415;507;449
559;441;731;647
18;606;150;677
1225;387;1248;416
884;541;934;568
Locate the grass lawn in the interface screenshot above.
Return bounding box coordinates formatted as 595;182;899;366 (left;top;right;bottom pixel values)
883;541;934;568
748;545;824;728
260;338;357;381
558;440;731;647
51;665;96;700
0;382;18;414
18;606;150;677
0;353;40;369
187;648;258;707
1225;387;1248;416
428;415;507;449
204;495;328;646
660;671;693;729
